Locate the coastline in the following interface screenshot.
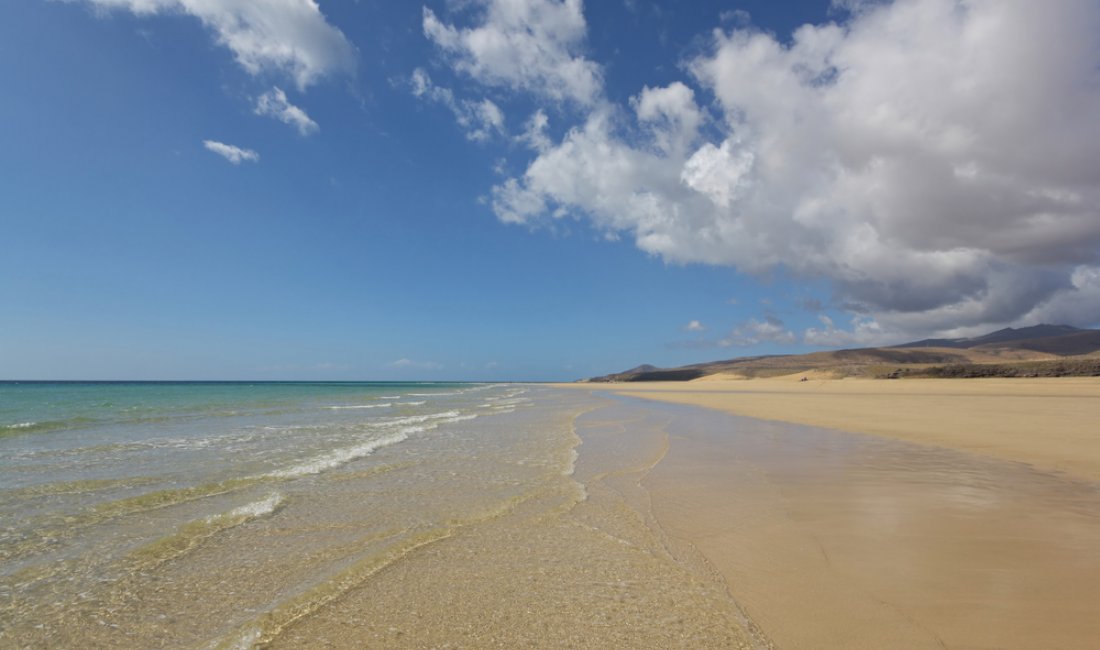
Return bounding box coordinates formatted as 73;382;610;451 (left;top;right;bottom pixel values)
0;384;765;648
564;376;1100;481
7;380;1100;647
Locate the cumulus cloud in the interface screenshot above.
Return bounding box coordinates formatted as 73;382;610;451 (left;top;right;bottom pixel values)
633;82;704;157
803;314;889;348
422;0;602;106
482;0;1100;340
77;0;356;88
410;68;505;142
203;139;259;164
519;109;553;152
721;317;796;347
683;320;705;332
254;87;319;135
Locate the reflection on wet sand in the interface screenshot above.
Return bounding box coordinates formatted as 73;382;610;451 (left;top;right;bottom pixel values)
635;400;1100;649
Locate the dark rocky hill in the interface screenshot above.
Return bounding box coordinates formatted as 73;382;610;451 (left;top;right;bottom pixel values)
895;324;1083;349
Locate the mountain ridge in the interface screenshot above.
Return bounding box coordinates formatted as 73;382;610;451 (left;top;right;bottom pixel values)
586;324;1100;382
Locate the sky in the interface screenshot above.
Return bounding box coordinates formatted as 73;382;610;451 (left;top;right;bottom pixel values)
2;0;1099;381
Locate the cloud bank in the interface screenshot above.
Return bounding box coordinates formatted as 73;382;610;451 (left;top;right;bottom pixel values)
77;0;356;88
429;0;1100;341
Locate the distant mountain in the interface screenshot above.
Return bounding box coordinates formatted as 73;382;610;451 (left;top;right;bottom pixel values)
586;364;707;382
1005;330;1100;356
584;324;1100;382
896;324;1084;349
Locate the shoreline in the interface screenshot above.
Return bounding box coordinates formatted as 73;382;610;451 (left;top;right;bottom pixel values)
568;383;1100;648
560;376;1100;481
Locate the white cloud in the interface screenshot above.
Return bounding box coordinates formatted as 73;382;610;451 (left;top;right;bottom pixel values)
255;87;319;135
411;68;505;142
680;139;754;209
422;0;602;106
203;139;259;164
633;82;703;157
487;0;1100;338
1016;265;1100;327
721;317;796;347
683;320;705;332
803;314;889;348
78;0;356;88
519;109;552;152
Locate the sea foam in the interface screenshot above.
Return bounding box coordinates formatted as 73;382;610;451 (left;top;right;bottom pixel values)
265;429;415;479
212;492;284;523
327;403;392;410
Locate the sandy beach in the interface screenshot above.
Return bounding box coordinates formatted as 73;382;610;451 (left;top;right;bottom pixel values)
586;376;1100;481
5;380;1099;648
567;378;1100;649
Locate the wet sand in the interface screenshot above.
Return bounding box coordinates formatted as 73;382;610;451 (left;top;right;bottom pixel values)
590;377;1100;481
568;380;1100;649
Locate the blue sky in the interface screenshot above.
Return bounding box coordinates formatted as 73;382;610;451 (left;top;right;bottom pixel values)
2;0;1099;381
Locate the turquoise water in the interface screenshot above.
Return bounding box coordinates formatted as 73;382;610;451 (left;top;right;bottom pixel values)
0;381;523;644
0;381;491;496
1;381;470;440
0;382;756;648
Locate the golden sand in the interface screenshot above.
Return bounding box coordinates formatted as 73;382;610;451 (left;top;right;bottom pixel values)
565;377;1100;649
585;376;1100;480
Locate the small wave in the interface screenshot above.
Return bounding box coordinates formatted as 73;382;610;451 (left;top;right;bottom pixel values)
213;492;284;523
441;413;478;424
265;430;414;479
493;398;529;407
563;448;579;476
377;411;461;427
0;476;160;500
2;477;263;565
0;418;92;436
131;493;284;568
399;400;426;406
155;437;219;450
327;403;392;410
94;477;259;519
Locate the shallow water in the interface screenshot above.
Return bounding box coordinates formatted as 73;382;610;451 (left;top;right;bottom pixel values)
0;383;759;648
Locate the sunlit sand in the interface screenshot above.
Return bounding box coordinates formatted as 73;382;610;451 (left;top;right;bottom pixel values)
566;378;1100;648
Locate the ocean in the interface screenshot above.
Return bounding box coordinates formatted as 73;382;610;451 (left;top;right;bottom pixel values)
0;381;758;648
